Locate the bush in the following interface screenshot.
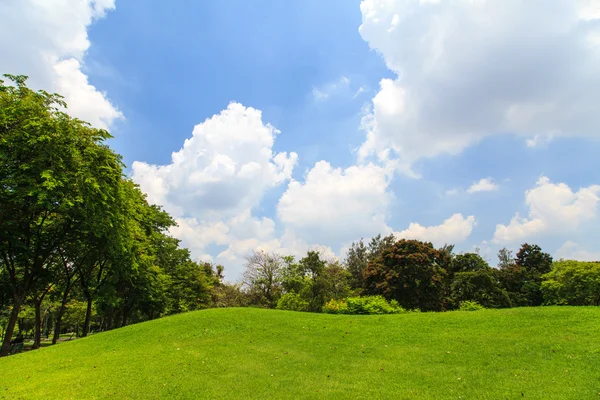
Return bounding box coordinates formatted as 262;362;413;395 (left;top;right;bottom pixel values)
276;293;309;312
322;298;349;314
459;300;484;311
323;296;405;315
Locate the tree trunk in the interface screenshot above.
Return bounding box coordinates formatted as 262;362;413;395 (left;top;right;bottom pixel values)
106;309;113;331
121;307;128;327
33;301;42;349
82;295;93;337
52;285;72;345
0;295;23;357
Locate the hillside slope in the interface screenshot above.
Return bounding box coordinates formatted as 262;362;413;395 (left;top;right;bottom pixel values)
1;307;599;399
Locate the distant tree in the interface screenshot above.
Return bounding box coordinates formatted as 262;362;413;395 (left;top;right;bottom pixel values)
212;283;249;308
344;234;395;292
542;260;600;306
243;251;283;308
344;239;368;290
367;234;396;259
299;251;328;312
364;239;447;311
451;270;511;308
497;247;514;269
496;243;553;307
448;253;489;278
319;261;351;302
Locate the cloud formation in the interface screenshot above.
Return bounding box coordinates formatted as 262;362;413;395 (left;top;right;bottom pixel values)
132;103;298;278
467;178;498;194
395;214;476;247
277;161;393;247
493;177;600;243
358;0;600;170
0;0;122;129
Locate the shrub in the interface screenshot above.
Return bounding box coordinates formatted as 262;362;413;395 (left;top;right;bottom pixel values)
322;298;349;314
323;296;405;315
276;293;309;312
459;300;485;311
542;260;600;306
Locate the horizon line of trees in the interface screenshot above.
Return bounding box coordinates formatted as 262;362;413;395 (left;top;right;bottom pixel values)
237;234;600;314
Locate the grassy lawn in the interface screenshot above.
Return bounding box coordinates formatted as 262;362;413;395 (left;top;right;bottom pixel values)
1;307;599;399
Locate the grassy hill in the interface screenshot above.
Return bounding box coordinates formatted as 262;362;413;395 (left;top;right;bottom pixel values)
1;307;599;399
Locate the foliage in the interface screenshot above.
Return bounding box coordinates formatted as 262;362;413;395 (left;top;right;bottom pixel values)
343;234;395;291
448;253;489;277
276;293;309;312
458;300;485;311
212;283;249;308
451;270;511;309
364;239;447;311
323;295;405;315
542;260;600;306
0;75;224;354
243;251;283;308
496;243;553;307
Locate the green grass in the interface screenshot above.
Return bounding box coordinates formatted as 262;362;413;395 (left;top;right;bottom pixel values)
1;307;599;399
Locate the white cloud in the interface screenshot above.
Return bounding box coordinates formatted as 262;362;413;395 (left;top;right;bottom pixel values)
358;0;600;169
132;103;298;279
312;76;350;100
132;103;297;220
277;160;393;247
555;240;600;261
493;177;600;243
467;178;498;194
394;214;476;247
0;0;122;129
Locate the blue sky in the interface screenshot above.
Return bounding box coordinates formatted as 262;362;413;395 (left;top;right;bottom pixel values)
3;0;600;279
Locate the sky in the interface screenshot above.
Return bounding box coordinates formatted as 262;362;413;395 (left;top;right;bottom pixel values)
2;0;600;280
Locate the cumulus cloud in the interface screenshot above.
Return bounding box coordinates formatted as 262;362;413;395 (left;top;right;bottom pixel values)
277;161;393;247
394;214;476;247
131;103;298;279
0;0;122;129
555;240;600;261
132;103;297;220
493;177;600;243
467;178;498;194
358;0;600;169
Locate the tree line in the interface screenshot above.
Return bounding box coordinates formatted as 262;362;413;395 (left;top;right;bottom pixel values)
239;235;600;313
0;75;226;356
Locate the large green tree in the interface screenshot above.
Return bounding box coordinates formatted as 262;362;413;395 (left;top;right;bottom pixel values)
0;75;122;356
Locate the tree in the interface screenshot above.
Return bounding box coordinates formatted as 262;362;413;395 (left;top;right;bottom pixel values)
344;234;395;292
497;247;514;269
451;270;511;308
344;239;368;290
0;75;122;356
319;261;351;302
496;243;552;307
243;251;283;308
448;253;489;277
542;260;600;306
364;239;447;311
299;251;328;312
